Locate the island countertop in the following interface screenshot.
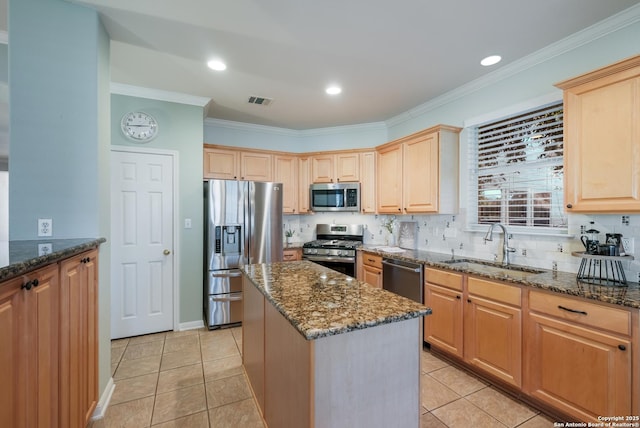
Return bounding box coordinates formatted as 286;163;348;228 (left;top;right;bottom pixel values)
241;260;431;340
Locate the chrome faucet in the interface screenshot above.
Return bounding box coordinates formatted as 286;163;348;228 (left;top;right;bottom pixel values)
484;223;516;265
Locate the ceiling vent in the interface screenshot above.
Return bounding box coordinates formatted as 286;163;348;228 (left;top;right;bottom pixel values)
247;96;273;106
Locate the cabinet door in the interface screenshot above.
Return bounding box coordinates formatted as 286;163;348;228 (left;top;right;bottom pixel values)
559;57;640;212
423;283;463;358
362;265;382;288
243;277;266;414
59;250;99;428
376;144;403;213
283;249;301;261
274;155;298;214
526;312;631;421
464;295;521;387
335;153;359;182
298;157;312;214
0;265;59;428
204;147;239;179
359;152;376;213
311;155;335;183
240;152;272;181
403;133;439;213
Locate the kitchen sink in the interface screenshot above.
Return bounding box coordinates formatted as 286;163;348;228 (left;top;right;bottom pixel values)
440;259;545;279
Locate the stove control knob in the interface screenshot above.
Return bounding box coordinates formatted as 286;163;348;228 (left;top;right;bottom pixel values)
310;249;318;255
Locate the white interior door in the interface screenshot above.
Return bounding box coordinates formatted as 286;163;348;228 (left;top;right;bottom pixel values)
111;149;175;339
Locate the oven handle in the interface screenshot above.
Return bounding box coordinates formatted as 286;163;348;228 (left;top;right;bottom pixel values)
303;255;355;264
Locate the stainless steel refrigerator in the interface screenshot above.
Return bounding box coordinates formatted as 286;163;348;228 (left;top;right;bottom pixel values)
204;179;283;329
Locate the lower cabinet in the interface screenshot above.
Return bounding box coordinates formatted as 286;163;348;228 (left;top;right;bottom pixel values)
423;268;463;358
524;290;635;421
464;277;522;388
361;253;382;288
59;250;99;428
0;264;59;428
424;266;638;421
0;248;99;428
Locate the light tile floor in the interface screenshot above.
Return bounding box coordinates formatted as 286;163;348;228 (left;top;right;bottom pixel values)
93;327;556;428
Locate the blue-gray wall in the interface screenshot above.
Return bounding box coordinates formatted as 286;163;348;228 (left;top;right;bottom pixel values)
8;0;112;403
111;94;204;325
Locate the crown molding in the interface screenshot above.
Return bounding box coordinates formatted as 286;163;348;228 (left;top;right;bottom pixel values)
204;117;386;137
0;31;7;45
385;3;640;128
111;82;211;107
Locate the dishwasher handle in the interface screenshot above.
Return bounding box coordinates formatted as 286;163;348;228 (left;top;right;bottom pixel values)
382;259;421;273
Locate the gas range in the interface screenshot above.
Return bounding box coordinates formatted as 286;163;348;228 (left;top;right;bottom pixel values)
302;224;364;276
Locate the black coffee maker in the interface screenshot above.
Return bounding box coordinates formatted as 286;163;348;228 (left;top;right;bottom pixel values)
580;227;600;255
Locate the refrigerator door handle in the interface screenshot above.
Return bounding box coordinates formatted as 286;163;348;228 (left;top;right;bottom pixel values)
211;294;242;302
210;270;242;278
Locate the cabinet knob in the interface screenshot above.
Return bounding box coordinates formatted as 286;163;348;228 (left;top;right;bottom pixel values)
456;295;461;299
467;299;471;303
397;208;401;212
619;344;627;351
32;279;39;287
21;279;38;291
566;204;573;209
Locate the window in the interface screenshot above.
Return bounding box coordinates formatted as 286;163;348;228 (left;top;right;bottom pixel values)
469;101;567;232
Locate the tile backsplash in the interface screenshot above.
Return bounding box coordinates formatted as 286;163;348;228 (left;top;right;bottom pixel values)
284;210;640;282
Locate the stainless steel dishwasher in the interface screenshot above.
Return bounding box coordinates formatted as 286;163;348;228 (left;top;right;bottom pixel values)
382;258;423;303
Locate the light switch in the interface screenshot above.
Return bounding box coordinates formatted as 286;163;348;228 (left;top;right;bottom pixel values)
184;218;192;229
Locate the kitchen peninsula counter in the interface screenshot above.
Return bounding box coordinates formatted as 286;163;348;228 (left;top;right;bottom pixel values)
241;260;430;428
0;238;106;281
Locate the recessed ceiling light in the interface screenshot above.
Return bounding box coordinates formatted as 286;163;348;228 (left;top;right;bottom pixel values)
326;86;342;95
207;60;227;71
480;55;502;66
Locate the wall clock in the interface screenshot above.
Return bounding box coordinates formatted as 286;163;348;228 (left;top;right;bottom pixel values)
120;111;159;142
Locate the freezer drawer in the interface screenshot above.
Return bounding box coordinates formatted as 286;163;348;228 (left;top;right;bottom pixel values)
207;269;243;295
206;292;243;327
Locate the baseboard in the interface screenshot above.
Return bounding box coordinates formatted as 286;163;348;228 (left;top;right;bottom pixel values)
179;319;205;331
91;377;115;420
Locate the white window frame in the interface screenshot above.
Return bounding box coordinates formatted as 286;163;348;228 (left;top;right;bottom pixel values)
465;93;568;236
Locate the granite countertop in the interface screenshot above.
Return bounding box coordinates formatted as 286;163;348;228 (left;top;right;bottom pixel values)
360;246;640;309
241;260;431;340
0;238;106;282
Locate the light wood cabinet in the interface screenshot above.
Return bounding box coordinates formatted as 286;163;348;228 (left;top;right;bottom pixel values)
283;248;302;261
464;277;522;388
524;290;635;421
298;156;312;214
361;253;382;288
59;250;99;428
0;264;59;428
423;268;463;358
377;125;460;214
556;55;640;212
203;146;239;180
204;146;272;181
359;151;376;213
274;154;298;214
311;152;360;183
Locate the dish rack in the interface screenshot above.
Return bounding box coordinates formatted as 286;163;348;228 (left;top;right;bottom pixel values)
571;252;634;286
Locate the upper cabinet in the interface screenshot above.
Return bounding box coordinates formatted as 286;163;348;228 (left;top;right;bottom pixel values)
274;154;298;214
311;152;360;183
298;156;312;214
359;151;376;213
377;125;461;214
556;55;640;213
204;146;272;181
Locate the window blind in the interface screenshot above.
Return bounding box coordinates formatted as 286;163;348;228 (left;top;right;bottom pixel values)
469;101;567;230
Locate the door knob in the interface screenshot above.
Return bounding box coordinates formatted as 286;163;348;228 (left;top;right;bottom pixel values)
163;249;171;255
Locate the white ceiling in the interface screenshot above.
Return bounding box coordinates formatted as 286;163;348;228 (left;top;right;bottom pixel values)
5;0;640;135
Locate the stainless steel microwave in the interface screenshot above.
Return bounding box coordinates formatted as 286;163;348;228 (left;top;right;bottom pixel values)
310;183;360;212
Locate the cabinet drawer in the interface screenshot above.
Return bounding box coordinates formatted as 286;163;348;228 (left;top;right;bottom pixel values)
468;277;521;307
425;268;463;291
529;290;631;336
362;253;382;269
283;249;299;261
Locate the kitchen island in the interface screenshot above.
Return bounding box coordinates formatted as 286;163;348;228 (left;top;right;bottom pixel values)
241;260;431;428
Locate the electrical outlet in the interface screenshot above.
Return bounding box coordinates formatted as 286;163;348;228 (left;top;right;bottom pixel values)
38;218;52;237
38;243;52;256
622;237;634;254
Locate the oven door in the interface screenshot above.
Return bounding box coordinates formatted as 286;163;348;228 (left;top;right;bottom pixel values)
303;254;356;277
